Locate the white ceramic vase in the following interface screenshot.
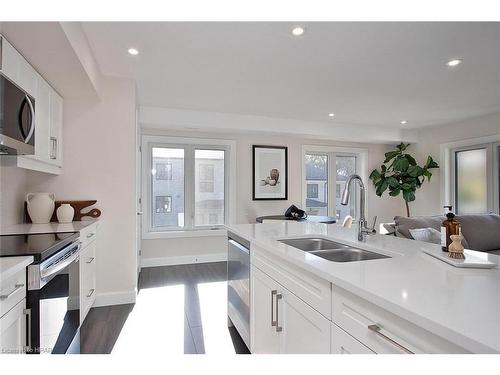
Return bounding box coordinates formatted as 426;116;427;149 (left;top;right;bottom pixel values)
56;204;74;223
26;193;55;224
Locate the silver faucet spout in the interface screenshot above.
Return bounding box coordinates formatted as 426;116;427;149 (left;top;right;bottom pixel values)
341;174;374;241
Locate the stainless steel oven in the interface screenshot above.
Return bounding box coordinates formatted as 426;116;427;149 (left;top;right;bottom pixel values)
26;239;80;354
0;72;35;155
227;231;250;349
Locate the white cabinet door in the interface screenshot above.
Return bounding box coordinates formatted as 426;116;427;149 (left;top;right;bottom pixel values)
280;288;331;354
250;265;281;353
0;298;27;354
331;323;374;354
0;37;36;97
34;78;51;161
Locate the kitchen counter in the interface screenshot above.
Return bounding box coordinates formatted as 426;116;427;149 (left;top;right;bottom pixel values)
227;221;500;353
0;220;98;236
0;256;33;283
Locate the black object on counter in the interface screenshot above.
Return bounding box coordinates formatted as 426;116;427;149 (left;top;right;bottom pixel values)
256;215;337;224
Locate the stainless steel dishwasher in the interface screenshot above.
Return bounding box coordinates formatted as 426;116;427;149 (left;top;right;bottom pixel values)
227;231;250;349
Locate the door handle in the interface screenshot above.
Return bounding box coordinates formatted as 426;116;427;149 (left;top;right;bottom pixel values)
0;284;25;300
271;290;277;327
368;324;413;354
275;293;283;332
87;289;95;298
86;257;95;264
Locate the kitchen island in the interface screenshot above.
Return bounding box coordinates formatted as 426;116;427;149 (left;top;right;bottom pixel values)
227;221;500;354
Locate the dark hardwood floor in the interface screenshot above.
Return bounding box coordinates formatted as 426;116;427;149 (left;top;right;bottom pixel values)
80;261;249;354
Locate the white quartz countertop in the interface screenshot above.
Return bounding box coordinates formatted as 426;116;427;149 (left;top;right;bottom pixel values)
0;256;33;283
0;220;98;236
226;222;500;353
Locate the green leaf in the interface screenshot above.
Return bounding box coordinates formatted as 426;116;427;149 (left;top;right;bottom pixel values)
389;188;400;197
425;156;439;169
407;165;423;177
376;180;389;196
386;176;399;188
369;169;381;182
381;165;387;173
403;189;416;202
393;157;409;172
396;143;409;152
423;169;432;182
400;183;412;190
404;154;417;166
384;151;400;163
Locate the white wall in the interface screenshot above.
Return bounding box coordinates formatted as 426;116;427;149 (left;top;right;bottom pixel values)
411;112;500;216
139;128;407;266
27;77;138;306
0;166;31;226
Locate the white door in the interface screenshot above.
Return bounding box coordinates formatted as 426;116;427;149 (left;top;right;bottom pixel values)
280;287;331;354
0;299;27;354
250;266;281;353
331;323;374;354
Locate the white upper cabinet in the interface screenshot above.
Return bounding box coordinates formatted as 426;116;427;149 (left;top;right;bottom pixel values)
1;35;64;174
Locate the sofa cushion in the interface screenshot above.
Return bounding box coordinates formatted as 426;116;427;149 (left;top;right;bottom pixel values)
394;216;443;239
456;214;500;252
409;228;441;244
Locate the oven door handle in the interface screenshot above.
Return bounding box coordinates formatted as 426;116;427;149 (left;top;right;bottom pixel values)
40;244;80;281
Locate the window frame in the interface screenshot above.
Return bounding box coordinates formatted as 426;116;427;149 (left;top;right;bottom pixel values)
302;145;368;220
142;135;236;239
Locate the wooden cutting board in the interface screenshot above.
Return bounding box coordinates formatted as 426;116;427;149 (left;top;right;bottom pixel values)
24;200;101;223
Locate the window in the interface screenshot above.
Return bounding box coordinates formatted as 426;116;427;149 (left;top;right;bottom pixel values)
152;148;184;228
155;163;172;180
144;137;232;235
156;196;172;213
307;183;319;199
451;142;500;215
304;148;364;221
195;150;225;226
198;164;215;193
305;154;328;216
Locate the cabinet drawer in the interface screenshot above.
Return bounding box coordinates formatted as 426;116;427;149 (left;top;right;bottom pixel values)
332;285;468;354
0;268;26;318
331;323;374;354
251;245;331;319
79;223;98;249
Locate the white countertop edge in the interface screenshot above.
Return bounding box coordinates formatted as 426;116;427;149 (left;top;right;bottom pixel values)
0;256;34;283
0;220;99;236
227;225;498;354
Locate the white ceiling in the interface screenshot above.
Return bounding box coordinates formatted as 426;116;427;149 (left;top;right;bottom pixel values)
82;22;500;129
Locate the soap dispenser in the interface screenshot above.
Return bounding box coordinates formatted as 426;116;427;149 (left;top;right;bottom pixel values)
441;206;461;252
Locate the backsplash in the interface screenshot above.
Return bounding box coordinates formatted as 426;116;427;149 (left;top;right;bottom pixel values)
0;165;32;226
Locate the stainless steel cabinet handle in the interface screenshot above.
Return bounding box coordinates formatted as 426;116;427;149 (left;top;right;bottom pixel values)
275;293;283;332
87;289;95;298
368;324;413;354
0;283;25;300
86;257;95;264
271;290;277;327
86;233;95;239
24;308;31;352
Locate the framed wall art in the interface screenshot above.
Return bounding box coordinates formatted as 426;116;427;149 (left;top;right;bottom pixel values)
252;145;288;200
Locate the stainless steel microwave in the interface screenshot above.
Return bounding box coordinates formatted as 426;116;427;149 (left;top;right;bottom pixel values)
0;73;35;155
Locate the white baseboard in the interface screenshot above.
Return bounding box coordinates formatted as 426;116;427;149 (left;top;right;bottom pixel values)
140;252;227;268
93;290;137;308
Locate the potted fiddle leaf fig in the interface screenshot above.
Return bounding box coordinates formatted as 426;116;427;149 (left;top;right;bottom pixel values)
369;143;439;217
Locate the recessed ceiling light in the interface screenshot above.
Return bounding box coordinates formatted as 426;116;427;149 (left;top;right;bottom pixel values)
328;113;335;117
446;58;462;67
400;120;408;125
128;48;139;56
292;27;305;36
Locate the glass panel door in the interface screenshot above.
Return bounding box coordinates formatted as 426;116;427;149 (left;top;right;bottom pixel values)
151;147;185;228
455;148;488;214
195;149;225;226
305;154;328;215
335;155;357;220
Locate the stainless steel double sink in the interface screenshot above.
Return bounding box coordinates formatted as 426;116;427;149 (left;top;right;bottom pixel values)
278;237;390;262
